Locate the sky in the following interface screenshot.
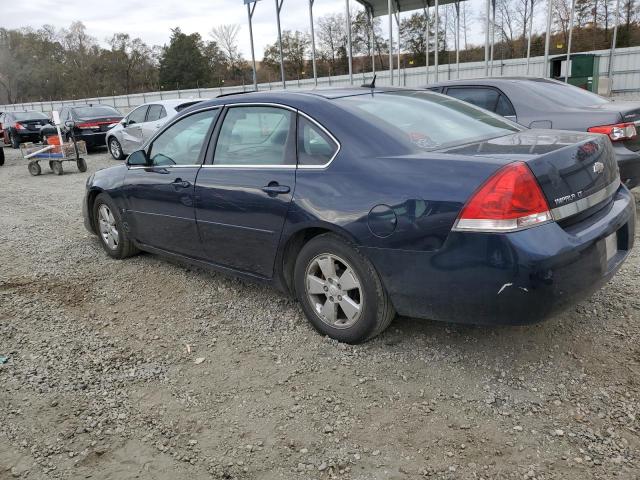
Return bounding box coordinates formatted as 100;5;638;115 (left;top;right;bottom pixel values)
0;0;500;60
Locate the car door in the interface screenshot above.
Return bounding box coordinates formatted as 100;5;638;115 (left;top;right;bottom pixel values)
122;107;221;257
445;86;517;122
194;104;297;278
121;105;149;154
141;104;167;144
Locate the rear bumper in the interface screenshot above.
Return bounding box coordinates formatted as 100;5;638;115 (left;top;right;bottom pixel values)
16;131;42;143
614;144;640;189
75;131;107;147
363;186;636;325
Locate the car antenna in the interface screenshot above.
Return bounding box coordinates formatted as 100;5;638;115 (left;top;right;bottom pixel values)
361;74;376;90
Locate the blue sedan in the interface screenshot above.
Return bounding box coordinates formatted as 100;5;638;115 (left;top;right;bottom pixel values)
83;88;636;343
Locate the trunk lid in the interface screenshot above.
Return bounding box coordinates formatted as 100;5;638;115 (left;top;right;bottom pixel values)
19;119;48;131
444;129;620;221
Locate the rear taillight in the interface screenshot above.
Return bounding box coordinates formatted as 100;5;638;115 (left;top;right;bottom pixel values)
453;162;552;232
77;122;101;129
15;122;25;130
588;122;637;141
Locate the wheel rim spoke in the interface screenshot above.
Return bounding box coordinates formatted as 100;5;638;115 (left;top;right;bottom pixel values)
307;275;326;295
317;256;337;279
339;268;359;291
321;299;338;324
339;295;360;322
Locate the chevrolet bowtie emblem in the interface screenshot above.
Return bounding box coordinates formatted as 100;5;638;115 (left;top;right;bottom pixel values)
593;162;604;174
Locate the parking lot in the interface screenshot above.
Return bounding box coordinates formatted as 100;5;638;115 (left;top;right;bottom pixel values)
0;145;638;479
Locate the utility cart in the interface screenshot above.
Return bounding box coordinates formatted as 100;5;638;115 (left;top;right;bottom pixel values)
20;139;87;176
20;110;88;176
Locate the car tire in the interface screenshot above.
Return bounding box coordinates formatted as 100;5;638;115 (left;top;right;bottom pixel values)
77;157;87;172
93;193;138;259
108;137;124;160
0;147;4;166
28;161;41;176
51;160;63;175
293;233;395;344
10;132;19;149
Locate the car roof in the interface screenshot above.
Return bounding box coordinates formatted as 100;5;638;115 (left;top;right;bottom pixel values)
426;77;566;88
139;98;205;108
190;87;425;110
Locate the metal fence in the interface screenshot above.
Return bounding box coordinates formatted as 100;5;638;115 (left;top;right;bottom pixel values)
3;45;640;114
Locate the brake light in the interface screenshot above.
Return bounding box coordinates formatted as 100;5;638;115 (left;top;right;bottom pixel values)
588;122;637;141
454;162;552;232
77;122;101;129
15;122;25;130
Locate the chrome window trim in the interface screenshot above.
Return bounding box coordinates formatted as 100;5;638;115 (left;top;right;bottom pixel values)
296;110;341;170
128;101;342;171
550;178;621;221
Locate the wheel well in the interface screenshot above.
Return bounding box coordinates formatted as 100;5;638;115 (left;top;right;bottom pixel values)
86;189;103;233
280;227;352;295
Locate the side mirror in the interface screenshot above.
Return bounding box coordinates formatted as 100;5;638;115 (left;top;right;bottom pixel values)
65;120;75;128
126;150;148;166
121;118;128;126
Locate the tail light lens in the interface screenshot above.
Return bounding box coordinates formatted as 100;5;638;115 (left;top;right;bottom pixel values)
588;122;637;141
77;122;101;129
454;162;552;232
15;122;25;130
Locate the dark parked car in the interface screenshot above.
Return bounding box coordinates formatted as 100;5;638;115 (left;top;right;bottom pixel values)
0;111;52;148
42;104;123;149
427;77;640;189
82;88;636;343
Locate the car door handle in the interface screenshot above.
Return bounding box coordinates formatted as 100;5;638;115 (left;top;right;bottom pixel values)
172;179;191;189
262;184;290;195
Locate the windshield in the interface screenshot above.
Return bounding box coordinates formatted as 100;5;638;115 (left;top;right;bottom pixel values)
526;80;610;107
14;111;48;121
73;106;121;119
335;91;521;150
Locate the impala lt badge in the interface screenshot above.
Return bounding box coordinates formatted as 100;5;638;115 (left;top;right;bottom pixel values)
593;162;604;174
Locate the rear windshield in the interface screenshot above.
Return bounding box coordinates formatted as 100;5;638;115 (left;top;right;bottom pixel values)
525;80;610;107
14;111;48;121
73;106;121;119
335;91;520;150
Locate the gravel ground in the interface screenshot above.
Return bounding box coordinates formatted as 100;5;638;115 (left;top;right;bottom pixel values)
0;146;639;480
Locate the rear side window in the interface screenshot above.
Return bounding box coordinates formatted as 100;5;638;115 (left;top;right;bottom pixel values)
149;109;219;166
495;95;516;116
336;91;520;151
446;87;500;112
146;105;166;122
297;116;338;166
214;106;294;166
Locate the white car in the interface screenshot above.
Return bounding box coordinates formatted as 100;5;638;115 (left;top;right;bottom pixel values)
105;98;205;160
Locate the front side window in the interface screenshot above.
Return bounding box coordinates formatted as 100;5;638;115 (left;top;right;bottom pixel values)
127;106;148;125
149;109;219;166
336;91;520;151
214;106;294;166
297;116;338;166
146;105;166;122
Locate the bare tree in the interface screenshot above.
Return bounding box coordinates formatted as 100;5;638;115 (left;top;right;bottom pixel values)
210;24;242;68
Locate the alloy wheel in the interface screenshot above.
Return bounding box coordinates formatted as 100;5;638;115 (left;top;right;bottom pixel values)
98;204;119;250
110;139;121;159
305;253;363;329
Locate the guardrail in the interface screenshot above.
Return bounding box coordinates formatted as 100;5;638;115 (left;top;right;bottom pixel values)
2;45;640;113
